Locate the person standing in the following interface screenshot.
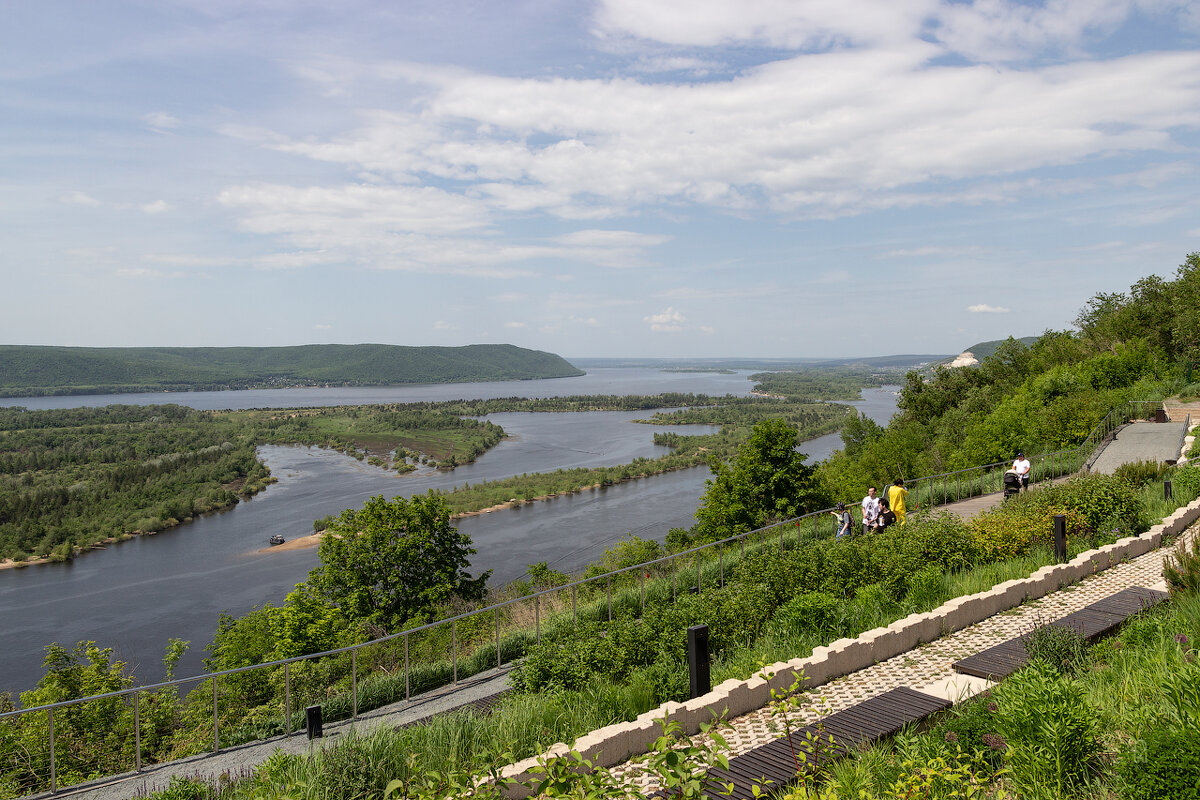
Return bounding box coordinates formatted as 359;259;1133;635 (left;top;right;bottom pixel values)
887;478;911;526
1013;452;1032;492
877;498;897;530
861;487;881;533
831;502;852;539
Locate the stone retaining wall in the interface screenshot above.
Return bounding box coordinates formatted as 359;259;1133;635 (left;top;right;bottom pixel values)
498;495;1200;796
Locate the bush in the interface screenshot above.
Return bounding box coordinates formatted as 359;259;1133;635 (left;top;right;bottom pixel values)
930;692;1006;768
1023;620;1090;677
993;661;1101;799
1164;534;1200;598
769;591;843;637
1113;459;1172;489
1118;725;1200;800
900;513;978;574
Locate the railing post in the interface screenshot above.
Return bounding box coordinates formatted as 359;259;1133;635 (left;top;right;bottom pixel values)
495;607;501;669
48;706;56;793
452;618;459;686
534;596;540;645
212;676;219;752
719;548;724;587
134;691;141;773
284;662;291;737
404;633;410;701
640;570;646;612
572;583;577;625
672;556;677;600
352;649;358;719
607;576;613;622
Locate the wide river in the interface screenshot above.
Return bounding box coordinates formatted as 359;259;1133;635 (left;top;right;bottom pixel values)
0;369;899;692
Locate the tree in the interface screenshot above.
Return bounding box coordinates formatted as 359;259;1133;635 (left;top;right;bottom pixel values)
310;492;489;628
694;418;827;540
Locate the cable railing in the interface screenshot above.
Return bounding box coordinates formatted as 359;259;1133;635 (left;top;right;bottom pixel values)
0;399;1171;794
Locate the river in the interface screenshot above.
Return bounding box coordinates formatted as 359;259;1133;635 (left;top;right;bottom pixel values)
0;371;898;693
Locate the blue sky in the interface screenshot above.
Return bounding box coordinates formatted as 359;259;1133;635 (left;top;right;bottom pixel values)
2;0;1198;359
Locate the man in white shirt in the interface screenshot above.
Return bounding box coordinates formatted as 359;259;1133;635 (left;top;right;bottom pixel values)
861;486;881;531
1013;452;1032;492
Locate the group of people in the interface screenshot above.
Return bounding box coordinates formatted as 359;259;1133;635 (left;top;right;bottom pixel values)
832;452;1033;538
831;479;912;538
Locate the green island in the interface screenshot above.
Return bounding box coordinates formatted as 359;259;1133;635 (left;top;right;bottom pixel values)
3;254;1200;799
0;393;853;566
0;343;584;397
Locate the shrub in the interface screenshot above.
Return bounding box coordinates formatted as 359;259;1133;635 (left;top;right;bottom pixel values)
993;661;1101;799
930;693;1005;768
1172;464;1200;501
1023;620;1090;677
1112;459;1172;489
1117;725;1200;800
1164;534;1200;598
769;591;843;637
900;513;978;574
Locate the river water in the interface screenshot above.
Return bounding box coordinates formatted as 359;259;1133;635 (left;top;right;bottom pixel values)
0;371;898;693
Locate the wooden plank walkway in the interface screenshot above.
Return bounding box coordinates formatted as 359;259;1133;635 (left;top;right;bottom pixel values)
952;586;1167;680
656;687;950;800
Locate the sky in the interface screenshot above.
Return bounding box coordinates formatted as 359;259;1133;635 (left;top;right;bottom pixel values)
2;0;1199;359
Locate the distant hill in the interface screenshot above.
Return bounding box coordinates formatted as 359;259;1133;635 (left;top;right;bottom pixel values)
937;336;1041;368
571;355;952;371
0;344;585;397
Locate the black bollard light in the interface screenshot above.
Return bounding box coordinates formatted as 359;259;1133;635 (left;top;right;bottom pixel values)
1054;514;1067;563
1165;480;1173;501
687;624;711;699
306;705;323;740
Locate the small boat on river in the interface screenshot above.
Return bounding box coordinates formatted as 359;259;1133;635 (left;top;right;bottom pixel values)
268;535;286;546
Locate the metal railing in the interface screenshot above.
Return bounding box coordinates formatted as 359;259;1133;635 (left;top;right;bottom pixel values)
0;398;1172;794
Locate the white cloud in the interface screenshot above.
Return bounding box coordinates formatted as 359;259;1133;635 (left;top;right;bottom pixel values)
115;268;183;279
144;111;181;132
241;46;1200;228
967;303;1011;313
645;306;687;332
883;245;984;258
503;321;526;328
433;320;456;330
592;0;935;49
142;200;171;214
60;191;100;207
313;323;332;330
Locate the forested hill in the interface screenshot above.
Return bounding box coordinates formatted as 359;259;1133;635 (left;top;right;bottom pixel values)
0;343;585;397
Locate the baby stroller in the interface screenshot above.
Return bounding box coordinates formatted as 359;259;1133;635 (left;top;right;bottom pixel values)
1003;469;1022;500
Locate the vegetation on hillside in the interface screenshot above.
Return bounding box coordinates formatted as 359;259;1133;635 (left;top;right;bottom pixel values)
0;343;584;396
4;254;1200;797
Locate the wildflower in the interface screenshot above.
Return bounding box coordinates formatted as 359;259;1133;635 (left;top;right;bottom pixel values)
1176;633;1189;646
944;731;959;744
987;702;998;713
982;733;1007;752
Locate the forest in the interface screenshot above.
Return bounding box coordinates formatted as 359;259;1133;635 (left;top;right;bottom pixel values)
0;343;584;396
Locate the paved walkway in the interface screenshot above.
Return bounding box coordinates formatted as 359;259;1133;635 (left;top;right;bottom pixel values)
614;519;1191;794
1089;419;1187;474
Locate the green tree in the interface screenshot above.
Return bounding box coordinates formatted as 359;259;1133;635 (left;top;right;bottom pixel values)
694;418;827;540
311;493;490;628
